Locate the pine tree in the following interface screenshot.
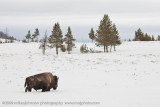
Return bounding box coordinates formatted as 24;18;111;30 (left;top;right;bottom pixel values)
144;33;148;41
64;27;75;54
111;24;121;51
158;35;160;41
48;23;63;55
88;28;95;42
134;28;144;41
25;30;31;42
151;35;155;41
34;28;39;42
144;33;151;41
148;35;152;41
96;14;113;52
32;28;39;42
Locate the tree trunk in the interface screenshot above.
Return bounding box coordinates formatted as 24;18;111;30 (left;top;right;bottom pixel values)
56;46;58;55
67;44;70;54
43;46;45;55
68;45;70;54
43;50;45;55
104;45;106;52
44;45;45;55
114;45;116;51
42;47;45;55
106;45;108;53
37;36;39;42
110;45;112;52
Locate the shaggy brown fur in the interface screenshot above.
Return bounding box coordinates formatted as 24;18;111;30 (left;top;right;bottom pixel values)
24;72;59;92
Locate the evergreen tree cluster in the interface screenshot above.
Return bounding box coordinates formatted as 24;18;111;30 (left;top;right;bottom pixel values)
48;23;75;55
133;28;155;41
25;28;39;42
89;14;121;52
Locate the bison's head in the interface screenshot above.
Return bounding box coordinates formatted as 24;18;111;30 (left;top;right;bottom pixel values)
52;76;59;90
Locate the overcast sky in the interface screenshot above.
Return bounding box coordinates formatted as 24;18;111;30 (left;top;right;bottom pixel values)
0;0;160;41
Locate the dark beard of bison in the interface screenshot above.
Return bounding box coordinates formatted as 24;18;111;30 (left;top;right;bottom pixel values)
52;76;59;90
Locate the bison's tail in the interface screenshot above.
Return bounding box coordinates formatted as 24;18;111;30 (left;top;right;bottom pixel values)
24;78;27;87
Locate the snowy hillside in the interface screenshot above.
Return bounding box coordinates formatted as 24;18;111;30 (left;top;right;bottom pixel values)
0;41;160;107
0;38;19;43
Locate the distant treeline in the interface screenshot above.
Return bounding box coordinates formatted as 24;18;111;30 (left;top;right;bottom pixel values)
24;14;121;55
133;28;160;41
0;31;16;40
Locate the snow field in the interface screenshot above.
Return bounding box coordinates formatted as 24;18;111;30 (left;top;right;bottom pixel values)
0;41;160;107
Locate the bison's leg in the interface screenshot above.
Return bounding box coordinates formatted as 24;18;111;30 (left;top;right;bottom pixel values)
45;88;50;91
42;87;46;92
42;88;45;92
25;87;32;92
25;87;28;92
42;87;49;92
26;87;32;92
29;88;32;92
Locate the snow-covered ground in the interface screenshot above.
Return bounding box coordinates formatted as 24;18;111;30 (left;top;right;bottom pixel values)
0;41;160;107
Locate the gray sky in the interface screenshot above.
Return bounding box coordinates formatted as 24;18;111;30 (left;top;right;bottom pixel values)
0;0;160;41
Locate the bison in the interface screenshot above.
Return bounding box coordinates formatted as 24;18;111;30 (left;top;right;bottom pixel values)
24;72;59;92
